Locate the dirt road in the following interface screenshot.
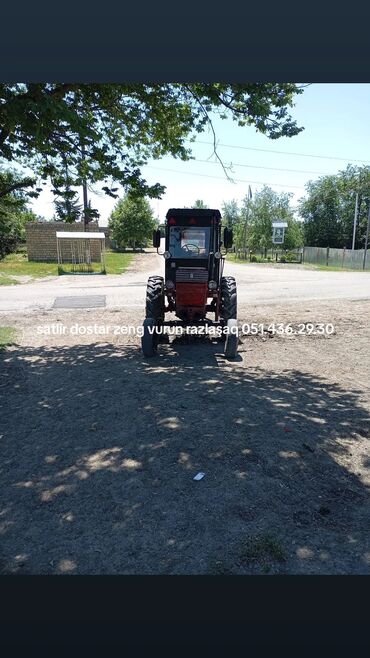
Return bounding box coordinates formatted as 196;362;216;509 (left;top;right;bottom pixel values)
1;250;370;313
1;252;370;574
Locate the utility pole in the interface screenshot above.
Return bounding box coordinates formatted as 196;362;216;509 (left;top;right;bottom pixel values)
81;140;88;231
242;185;252;259
363;200;370;270
351;192;359;265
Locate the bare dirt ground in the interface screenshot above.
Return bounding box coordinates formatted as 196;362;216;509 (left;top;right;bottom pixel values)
1;252;370;574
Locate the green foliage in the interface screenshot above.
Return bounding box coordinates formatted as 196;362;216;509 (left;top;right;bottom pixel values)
53;185;82;223
0;84;304;201
109;194;156;250
284;216;304;250
299;164;370;248
244;186;298;251
222;199;241;229
0;169;43;258
250;254;258;262
285;252;297;262
192;199;208;208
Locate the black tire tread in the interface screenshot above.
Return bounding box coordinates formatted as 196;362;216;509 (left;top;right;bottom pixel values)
146;276;164;321
221;276;237;321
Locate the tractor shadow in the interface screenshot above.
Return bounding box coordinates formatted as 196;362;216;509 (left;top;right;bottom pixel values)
0;341;369;574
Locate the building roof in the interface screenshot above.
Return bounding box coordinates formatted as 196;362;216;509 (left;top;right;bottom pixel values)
56;232;106;239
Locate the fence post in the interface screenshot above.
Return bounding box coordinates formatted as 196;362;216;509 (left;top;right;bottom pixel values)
326;246;329;267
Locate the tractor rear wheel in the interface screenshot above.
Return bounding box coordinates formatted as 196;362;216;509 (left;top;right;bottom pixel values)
146;276;165;322
224;318;239;358
221;276;237;322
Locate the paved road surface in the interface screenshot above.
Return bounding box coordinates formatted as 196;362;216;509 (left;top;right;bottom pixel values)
0;254;370;313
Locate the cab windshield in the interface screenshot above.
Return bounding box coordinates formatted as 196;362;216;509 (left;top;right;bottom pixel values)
169;226;211;258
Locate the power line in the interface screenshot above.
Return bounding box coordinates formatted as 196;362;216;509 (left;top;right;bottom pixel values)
189;139;370;164
145;165;306;190
193;158;330;176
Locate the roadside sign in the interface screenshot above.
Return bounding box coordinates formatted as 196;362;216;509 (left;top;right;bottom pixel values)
272;221;288;244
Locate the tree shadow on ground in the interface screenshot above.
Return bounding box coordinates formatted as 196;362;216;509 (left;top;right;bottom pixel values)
0;339;369;575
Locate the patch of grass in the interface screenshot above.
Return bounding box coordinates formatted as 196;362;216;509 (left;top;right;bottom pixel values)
306;263;365;272
237;534;286;565
229;254;275;265
104;251;133;274
0;274;20;286
0;250;133;279
0;326;17;350
0;252;57;278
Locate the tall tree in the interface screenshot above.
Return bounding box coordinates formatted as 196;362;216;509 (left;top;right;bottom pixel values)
221;199;241;228
53;187;82;223
0;169;41;258
109;194;156;250
243;186;298;253
299;165;370;248
0;84;305;207
192;199;208;208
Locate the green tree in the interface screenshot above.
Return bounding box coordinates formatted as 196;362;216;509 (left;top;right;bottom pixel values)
0;84;305;206
0;168;38;200
192;199;208;208
283;217;304;250
246;186;294;254
109;194;156;250
299;165;370;248
0;169;42;258
54;186;82;223
222;199;241;228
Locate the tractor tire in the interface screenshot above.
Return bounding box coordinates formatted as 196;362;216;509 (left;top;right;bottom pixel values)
142;318;157;357
224;318;239;359
146;276;165;322
221;276;237;322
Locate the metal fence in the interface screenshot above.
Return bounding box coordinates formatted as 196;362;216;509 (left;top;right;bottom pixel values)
303;246;370;270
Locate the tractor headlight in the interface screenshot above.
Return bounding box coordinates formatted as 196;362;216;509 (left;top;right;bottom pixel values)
214;251;222;259
208;280;217;290
163;251;171;259
166;280;175;289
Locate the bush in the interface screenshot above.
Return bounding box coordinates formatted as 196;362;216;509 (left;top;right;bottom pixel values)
280;255;286;263
250;254;258;262
286;252;297;262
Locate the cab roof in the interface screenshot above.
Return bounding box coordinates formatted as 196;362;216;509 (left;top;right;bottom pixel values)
166;208;221;219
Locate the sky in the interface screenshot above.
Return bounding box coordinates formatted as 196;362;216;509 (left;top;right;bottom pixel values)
29;84;370;226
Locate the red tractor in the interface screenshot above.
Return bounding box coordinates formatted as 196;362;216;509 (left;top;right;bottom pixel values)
141;208;238;358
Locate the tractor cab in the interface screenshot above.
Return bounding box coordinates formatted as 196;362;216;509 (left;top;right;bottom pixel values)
143;207;238;358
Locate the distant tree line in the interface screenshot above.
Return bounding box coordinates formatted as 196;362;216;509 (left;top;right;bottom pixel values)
299;164;370;249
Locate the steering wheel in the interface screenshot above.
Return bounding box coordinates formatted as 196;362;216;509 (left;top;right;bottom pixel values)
182;243;200;254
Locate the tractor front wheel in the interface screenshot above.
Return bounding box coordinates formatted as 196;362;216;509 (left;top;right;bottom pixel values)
146;276;165;322
221;276;237;322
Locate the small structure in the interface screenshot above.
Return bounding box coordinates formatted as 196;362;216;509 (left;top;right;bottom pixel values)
272;221;288;244
56;231;106;274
